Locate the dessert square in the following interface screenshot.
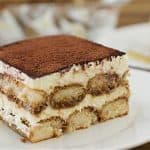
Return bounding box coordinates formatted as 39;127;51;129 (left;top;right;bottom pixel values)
0;35;130;142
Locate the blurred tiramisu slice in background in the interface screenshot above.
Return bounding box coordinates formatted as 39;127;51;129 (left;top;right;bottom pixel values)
0;35;130;142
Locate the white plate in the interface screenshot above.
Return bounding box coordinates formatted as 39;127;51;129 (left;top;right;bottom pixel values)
0;69;150;149
96;23;150;70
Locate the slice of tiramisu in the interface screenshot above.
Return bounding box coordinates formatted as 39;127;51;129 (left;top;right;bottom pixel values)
0;35;130;142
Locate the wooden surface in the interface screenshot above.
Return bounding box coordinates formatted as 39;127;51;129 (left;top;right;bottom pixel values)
118;0;150;27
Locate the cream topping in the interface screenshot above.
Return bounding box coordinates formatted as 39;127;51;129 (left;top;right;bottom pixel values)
0;55;128;93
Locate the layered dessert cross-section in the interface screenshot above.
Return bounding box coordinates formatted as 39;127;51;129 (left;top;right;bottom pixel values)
0;35;130;142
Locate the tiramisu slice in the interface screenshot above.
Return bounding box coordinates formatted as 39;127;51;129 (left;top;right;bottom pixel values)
0;35;130;142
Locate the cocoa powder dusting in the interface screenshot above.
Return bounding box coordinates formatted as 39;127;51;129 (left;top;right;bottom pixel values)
0;35;125;78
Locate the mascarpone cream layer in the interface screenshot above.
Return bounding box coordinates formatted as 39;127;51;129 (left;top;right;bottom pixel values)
0;55;128;92
0;86;129;128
